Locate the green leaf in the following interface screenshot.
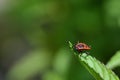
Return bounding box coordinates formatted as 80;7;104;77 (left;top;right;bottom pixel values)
68;41;73;50
106;50;120;69
69;41;120;80
79;53;119;80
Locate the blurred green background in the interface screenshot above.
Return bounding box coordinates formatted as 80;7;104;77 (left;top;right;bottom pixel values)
0;0;120;80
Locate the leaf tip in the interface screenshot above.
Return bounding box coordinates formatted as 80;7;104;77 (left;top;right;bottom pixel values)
68;41;73;48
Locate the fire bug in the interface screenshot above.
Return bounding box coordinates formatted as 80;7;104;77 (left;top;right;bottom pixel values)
74;42;91;53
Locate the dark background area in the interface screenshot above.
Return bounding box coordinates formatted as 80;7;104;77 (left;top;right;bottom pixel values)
0;0;120;80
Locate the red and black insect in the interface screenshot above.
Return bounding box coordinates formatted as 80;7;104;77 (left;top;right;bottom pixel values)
74;42;91;53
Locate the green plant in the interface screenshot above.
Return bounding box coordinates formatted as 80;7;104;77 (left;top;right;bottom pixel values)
69;41;120;80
